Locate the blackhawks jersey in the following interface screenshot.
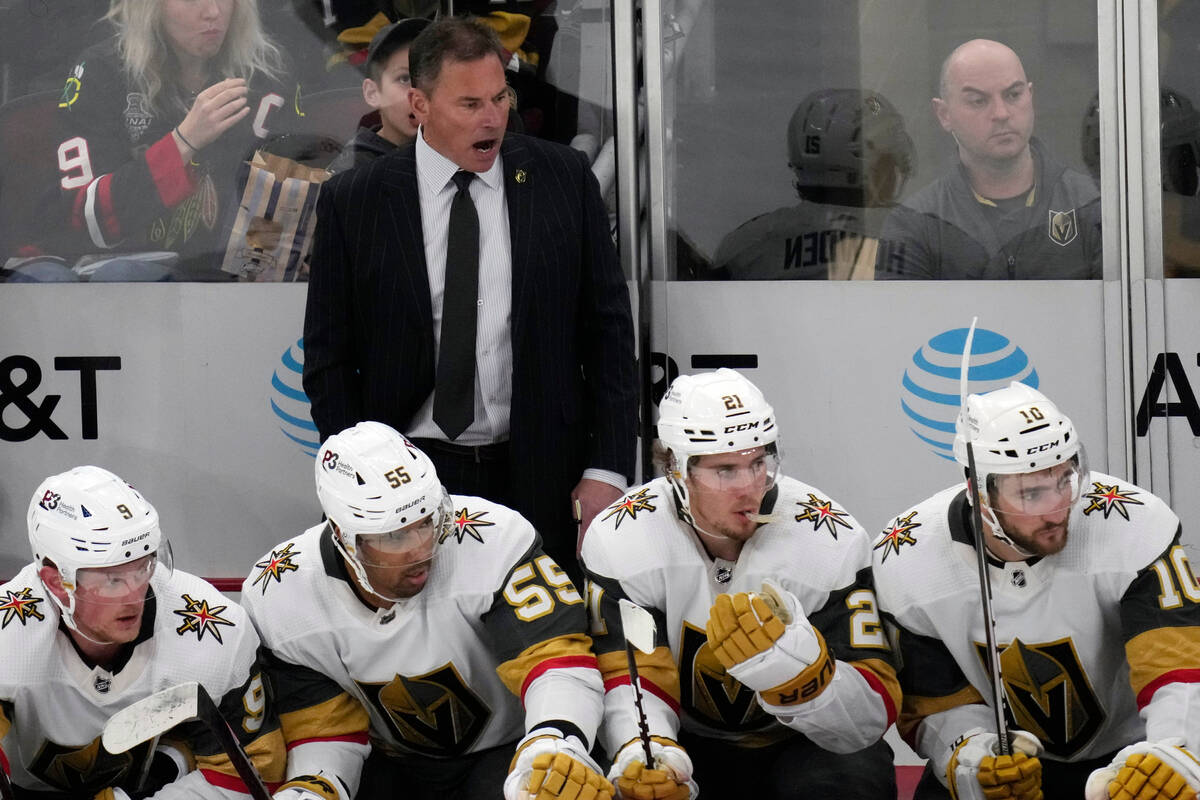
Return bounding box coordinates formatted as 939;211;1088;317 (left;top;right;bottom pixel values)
240;497;602;797
709;203;892;280
40;37;302;278
579;475;900;756
0;564;285;798
872;473;1200;776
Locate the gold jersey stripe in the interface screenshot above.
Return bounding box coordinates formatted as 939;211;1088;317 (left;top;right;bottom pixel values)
495;633;597;697
850;657;903;723
194;726;287;784
279;691;370;745
596;646;682;703
898;684;986;740
1125;625;1200;702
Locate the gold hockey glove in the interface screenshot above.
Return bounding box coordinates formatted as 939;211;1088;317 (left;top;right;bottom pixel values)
1085;740;1200;800
947;729;1043;800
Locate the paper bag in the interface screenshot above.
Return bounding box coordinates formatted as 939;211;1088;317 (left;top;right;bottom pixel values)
220;151;331;281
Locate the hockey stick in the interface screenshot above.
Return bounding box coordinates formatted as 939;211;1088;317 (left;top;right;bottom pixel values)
617;599;658;766
102;681;271;800
959;318;1012;756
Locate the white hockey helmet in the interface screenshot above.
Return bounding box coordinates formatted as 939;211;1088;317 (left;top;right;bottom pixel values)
28;466;170;627
954;382;1087;550
657;370;780;527
315;421;450;600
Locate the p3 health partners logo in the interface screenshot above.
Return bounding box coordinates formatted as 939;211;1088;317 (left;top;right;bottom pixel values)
901;327;1038;460
270;338;318;457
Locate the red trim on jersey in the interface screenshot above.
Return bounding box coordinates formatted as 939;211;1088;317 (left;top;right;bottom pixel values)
286;732;370;749
94;174;120;240
1;745;10;775
145;134;196;207
1137;669;1200;710
201;768;281;795
603;675;681;715
520;655;598;700
70;186;89;232
854;665;898;727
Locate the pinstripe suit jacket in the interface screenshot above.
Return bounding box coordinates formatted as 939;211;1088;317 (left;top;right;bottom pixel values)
303;132;637;534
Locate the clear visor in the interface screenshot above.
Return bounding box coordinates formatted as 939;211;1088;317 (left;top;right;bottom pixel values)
686;448;781;492
354;516;440;570
985;456;1086;517
73;544;172;603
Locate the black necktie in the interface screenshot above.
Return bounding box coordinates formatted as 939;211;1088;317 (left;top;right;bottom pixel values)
433;170;479;440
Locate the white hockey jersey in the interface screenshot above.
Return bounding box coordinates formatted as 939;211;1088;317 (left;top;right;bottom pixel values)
0;565;285;798
240;496;603;795
580;476;900;755
872;473;1200;771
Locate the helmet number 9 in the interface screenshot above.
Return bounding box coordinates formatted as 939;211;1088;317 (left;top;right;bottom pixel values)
1018;406;1045;424
385;467;411;488
117;504;132;519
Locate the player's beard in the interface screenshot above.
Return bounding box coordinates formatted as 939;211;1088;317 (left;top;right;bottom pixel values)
1000;518;1069;557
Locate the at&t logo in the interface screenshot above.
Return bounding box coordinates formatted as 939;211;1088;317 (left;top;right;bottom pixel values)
900;327;1038;460
270;338;317;457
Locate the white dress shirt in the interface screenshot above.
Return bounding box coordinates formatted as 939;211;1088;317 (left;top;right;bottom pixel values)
405;128;624;492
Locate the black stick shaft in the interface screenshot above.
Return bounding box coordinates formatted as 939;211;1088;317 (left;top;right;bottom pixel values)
625;642;656;766
966;441;1011;756
195;685;273;800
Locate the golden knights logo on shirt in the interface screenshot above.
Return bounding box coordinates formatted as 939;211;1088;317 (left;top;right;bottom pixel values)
793;493;853;539
1083;482;1144;520
974;636;1104;758
874;511;921;562
251;542;303;594
30;735;143;794
601;488;658;530
173;593;235;643
441;507;496;545
0;587;45;628
678;621;768;731
1048;209;1078;247
355;664;490;756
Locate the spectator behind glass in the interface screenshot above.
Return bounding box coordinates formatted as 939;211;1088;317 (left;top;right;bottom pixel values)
18;0;302;282
1083;88;1200;278
876;39;1102;280
327;17;430;174
708;89;915;280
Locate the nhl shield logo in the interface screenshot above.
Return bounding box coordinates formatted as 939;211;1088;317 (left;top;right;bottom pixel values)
1048;208;1078;247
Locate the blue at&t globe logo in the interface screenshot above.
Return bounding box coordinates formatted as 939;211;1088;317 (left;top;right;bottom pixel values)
901;327;1038;460
270;338;318;457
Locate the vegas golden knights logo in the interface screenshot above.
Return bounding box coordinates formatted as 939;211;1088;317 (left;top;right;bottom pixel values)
678;622;770;731
30;736;142;793
1048;209;1078;247
974;636;1104;758
356;663;490;756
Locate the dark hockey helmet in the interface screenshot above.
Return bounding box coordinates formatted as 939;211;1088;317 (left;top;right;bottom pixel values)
786;88;915;206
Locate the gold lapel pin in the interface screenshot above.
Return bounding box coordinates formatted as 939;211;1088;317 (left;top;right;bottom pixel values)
515;169;527;184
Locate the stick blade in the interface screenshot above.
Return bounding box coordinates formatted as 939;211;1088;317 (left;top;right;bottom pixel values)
102;681;200;754
618;599;656;654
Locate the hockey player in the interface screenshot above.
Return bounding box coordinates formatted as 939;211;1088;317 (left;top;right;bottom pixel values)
708;89;915;280
0;465;285;798
580;370;900;799
29;0;300;280
240;421;611;800
872;382;1200;800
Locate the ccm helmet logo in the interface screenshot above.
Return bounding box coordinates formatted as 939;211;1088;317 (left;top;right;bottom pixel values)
1027;440;1060;455
321;451;340;470
39;490;61;510
724;422;760;433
